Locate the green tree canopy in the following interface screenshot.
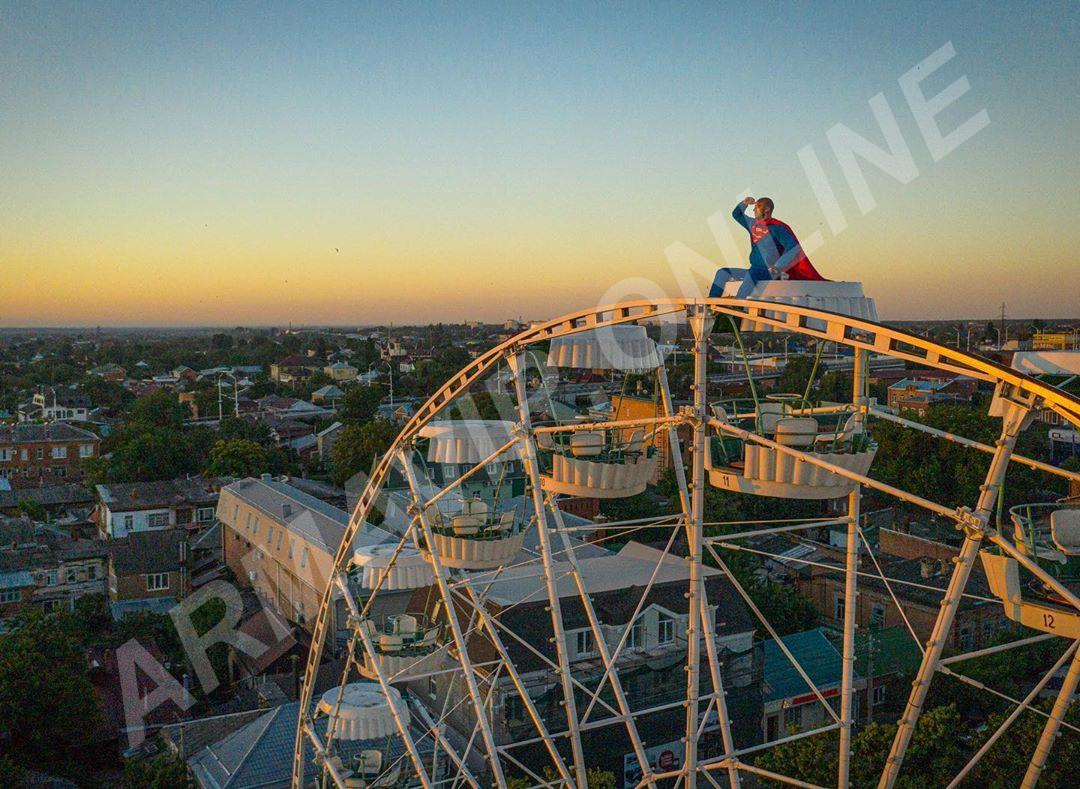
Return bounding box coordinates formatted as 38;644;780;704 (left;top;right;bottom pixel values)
338;385;385;424
331;420;399;487
0;613;103;766
205;438;269;478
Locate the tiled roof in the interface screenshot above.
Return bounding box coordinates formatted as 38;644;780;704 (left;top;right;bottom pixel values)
0;482;95;510
0;422;100;444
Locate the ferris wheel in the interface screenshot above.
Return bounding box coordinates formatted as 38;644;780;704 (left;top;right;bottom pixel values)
291;288;1080;789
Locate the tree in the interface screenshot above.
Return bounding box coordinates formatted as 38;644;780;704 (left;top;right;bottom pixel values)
129;389;185;430
89;427;195;483
338;385;385;424
15;498;46;521
331;420;400;487
818;370;851;404
0;613;102;765
119;754;195;788
777;355;818;396
205;438;269;478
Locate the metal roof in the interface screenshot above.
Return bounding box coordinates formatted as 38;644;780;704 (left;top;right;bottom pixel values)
763;627;849;703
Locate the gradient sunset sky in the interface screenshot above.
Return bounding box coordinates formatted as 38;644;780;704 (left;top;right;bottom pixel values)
2;1;1077;327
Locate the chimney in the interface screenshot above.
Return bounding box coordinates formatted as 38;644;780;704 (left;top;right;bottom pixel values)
260;473;271;481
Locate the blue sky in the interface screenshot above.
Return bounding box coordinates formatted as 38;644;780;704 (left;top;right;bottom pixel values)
1;1;1077;324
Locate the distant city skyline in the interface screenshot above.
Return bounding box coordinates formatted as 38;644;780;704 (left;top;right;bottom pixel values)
2;2;1078;326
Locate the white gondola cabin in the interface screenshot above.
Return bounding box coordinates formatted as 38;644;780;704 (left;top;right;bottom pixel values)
538;326;659;498
416;420;529;569
316;683;409;787
706;397;877;499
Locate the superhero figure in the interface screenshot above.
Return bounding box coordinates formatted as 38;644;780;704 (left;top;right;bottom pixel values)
710;196;826;298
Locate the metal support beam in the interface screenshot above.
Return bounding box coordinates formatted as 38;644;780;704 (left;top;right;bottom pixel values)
509;352;588;787
399;450;508;787
1022;639;1080;787
838;348;866;788
684;305;709;789
879;387;1035;789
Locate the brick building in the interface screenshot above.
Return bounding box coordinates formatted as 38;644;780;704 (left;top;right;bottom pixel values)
800;528;1007;652
0;422;101;488
107;528;191;618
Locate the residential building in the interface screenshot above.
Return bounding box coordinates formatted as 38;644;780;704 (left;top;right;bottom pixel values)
96;477;228;539
0;422;101;488
762;627;864;742
612;394;691;483
323;361;358;382
0;481;96;519
800;528;1007;652
217;476;392;635
886;376;977;416
270;355;323;384
186;698;440;789
19;385;93;422
88;364;126;382
107;528;191;617
422;542;761;783
0;517;108;618
310;384;345;407
316;421;344;463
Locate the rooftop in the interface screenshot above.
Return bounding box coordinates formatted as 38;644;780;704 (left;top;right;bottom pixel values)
0;422;100;444
763;627;848;703
109;528;187;575
96;477;230;512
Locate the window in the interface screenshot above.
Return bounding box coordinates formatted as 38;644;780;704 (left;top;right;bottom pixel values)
252;517;259;536
79;444;94;458
148;512;169;528
51;446;67;459
783;703;801;729
52;466;67;478
277;530;284;550
36;448;44;460
834;596;846;622
870;603;886;629
66;569;77;584
267;525;275;544
300;546;309;568
146;573;169;592
0;589;23;604
627;618;645;650
658;613;674;645
288;538;295;560
981;618;996;644
198;507;215;522
245;512;252;530
0;448;13;462
123;514;134;530
20;449;27;461
428;674;437;699
87;565;97;581
233;504;239;522
575;629;595;657
42;570;58;587
872;685;886;706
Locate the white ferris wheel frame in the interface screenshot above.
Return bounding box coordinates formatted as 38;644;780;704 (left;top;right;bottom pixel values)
291;296;1080;789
